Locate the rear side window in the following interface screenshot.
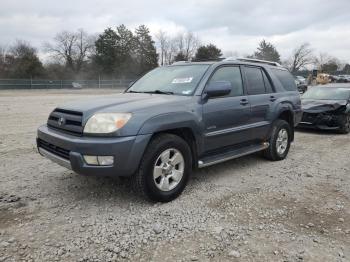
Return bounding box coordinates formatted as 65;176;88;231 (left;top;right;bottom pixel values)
245;67;266;95
272;69;297;91
208;66;244;97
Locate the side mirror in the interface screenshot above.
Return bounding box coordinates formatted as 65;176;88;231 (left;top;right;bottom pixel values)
205;81;232;98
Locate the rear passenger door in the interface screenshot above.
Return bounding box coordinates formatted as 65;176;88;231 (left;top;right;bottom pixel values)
243;66;275;141
202;66;251;152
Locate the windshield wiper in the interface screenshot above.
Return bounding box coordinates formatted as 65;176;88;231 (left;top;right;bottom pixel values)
142;90;174;95
127;90;143;93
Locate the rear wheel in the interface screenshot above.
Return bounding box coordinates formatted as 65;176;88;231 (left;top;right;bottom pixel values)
132;134;192;202
263;120;292;161
339;114;350;134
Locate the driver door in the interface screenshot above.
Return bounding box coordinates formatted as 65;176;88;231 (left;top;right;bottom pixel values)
202;66;252;152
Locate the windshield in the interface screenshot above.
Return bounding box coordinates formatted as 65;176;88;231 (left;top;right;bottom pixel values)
127;64;209;95
302;87;350;100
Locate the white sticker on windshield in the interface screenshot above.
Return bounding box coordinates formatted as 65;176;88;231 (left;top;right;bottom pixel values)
172;77;193;84
182;90;192;95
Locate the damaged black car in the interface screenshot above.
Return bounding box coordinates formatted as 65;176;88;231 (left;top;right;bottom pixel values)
298;84;350;134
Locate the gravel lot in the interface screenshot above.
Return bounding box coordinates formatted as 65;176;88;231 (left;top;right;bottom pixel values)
0;89;349;262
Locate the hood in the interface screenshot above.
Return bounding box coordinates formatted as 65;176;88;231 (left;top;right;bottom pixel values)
302;99;348;113
58;92;194;117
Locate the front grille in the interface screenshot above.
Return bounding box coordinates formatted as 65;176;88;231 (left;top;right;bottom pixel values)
37;139;70;160
47;108;83;135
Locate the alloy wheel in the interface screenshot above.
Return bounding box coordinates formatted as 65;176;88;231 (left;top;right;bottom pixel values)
276;128;288;155
153;148;185;192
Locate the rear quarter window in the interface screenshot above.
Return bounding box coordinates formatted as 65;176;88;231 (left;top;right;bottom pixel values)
271;69;297;91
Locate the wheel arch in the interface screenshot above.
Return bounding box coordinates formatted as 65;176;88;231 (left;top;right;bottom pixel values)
138;112;202;169
151;128;198;169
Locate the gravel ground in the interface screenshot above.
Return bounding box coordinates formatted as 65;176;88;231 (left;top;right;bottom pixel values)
0;89;349;262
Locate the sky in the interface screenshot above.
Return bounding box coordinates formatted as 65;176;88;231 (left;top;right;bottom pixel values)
1;0;350;63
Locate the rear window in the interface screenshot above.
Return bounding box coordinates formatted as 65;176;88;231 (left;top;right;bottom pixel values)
272;69;297;91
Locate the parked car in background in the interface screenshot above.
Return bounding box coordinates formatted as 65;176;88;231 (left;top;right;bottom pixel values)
329;75;340;83
296;76;306;84
337;75;350;83
37;58;302;202
298;84;350;133
294;76;308;93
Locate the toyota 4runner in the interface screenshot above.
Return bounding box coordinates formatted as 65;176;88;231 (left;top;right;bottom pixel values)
37;58;302;202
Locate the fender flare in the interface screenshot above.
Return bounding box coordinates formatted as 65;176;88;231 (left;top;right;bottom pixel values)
137;111;204;154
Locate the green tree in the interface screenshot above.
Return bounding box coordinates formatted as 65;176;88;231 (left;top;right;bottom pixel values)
194;44;222;61
94;28;120;75
322;60;339;74
115;25;136;77
134;25;158;75
252;39;281;63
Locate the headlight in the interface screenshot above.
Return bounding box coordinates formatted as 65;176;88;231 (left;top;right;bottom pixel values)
84;113;132;134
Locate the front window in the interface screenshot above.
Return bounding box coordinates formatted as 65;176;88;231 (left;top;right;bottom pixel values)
127;65;209;96
302;87;350;100
207;66;244;97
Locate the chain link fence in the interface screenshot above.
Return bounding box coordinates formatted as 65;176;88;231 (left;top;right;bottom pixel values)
0;79;134;90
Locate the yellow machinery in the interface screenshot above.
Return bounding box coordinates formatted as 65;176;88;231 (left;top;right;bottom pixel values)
308;70;331;85
316;73;331;85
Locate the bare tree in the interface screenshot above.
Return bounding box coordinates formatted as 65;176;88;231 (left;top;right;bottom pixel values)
0;45;9;77
313;53;332;70
155;30;200;64
0;45;8;62
286;43;314;73
313;52;341;73
155;30;168;66
75;29;95;72
183;32;200;60
174;32;200;60
165;39;178;64
44;29;94;73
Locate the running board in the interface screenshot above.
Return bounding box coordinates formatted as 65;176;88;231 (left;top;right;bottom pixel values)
198;142;269;168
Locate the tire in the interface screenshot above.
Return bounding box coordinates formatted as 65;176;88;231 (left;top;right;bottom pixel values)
132;133;192;202
263;119;292;161
339;114;350;134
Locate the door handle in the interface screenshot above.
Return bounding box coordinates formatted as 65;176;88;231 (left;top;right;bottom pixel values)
270;96;277;102
240;99;249;105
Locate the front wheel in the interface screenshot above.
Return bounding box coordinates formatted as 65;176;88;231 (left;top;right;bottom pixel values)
263;120;292;161
339;114;350;134
132;134;192;202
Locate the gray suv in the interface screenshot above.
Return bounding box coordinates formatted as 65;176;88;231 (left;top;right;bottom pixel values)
37;58;302;202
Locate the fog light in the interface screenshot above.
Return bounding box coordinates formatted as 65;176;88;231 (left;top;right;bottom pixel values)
97;156;114;166
83;155;99;165
83;155;114;166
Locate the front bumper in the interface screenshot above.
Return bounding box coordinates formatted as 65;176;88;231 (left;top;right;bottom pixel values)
298;112;342;130
37;125;152;177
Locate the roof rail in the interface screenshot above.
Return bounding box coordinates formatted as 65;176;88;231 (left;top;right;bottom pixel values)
231;57;282;67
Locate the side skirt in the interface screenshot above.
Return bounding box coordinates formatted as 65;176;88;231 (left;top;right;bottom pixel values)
198;142;269;168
